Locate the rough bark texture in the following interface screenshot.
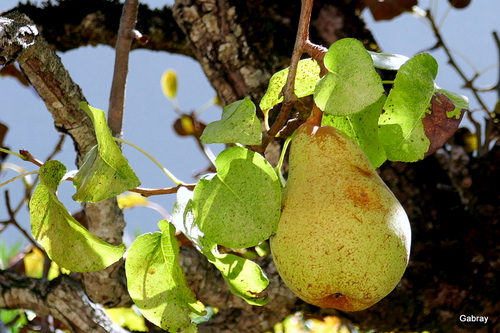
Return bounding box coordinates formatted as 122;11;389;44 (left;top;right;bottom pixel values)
0;271;128;333
0;11;131;309
1;1;499;333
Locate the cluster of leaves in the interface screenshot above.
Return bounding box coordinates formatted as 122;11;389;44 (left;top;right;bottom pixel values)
2;37;468;332
262;38;467;167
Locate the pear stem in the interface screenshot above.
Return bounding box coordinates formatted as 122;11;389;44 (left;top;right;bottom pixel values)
275;134;294;187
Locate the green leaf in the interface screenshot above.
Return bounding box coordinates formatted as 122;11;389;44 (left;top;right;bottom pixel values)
378;53;438;161
322;95;387;168
172;188;269;305
204;250;269;305
259;58;321;119
192;146;281;248
30;160;125;272
314;38;384;116
368;51;409;71
126;220;205;333
72;103;141;202
200;98;262;145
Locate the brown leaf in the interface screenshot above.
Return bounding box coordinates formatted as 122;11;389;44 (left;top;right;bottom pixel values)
448;0;472;9
0;64;30;86
0;122;8;163
423;92;466;158
364;0;418;21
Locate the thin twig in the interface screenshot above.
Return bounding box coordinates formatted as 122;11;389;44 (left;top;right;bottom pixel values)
108;0;139;138
131;184;196;197
426;9;491;155
15;148;196;197
4;191;43;254
260;0;315;153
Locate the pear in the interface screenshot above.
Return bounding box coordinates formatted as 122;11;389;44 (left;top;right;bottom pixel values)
271;122;411;311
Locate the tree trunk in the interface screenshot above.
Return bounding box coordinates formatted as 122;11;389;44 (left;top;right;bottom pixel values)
1;1;499;332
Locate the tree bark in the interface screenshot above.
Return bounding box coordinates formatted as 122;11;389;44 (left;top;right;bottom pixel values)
1;1;499;333
0;270;128;333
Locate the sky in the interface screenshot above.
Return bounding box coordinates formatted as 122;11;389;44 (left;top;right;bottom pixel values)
0;0;498;248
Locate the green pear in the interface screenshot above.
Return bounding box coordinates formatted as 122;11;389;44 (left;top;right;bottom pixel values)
271;122;411;311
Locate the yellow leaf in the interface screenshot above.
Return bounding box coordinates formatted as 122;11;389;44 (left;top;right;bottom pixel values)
106;307;147;331
161;69;178;100
117;192;149;210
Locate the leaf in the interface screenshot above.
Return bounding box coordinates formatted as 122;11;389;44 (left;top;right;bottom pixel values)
192;146;281;248
200;98;261;145
322;95;387;168
204;250;269;305
368;51;409;71
117;192;149;210
126;220;205;333
314;38;384;116
30;160;125;272
260;58;321;125
171;187;212;252
448;0;471;9
105;307;148;332
172;188;269;305
161;69;178;100
72;103;141;202
364;0;417;21
0;122;8;163
378;53;438;162
422;90;468;157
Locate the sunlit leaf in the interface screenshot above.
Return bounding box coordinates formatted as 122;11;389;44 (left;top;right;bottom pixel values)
322;95;387;167
117;192;149;210
106;307;147;332
260;58;321;125
368;51;409;71
192;146;281;248
30;160;125;272
200;98;261;145
126;220;205;333
378;53;438;161
172;188;270;305
314;38;384;116
72;103;140;202
23;247;64;280
205;250;269;305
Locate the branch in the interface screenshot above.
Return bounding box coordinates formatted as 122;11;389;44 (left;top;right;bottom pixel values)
108;0;139;138
261;0;316;151
0;10;131;309
7;0;192;57
0;271;129;333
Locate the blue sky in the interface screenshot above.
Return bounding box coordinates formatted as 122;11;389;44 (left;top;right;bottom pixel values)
1;0;498;246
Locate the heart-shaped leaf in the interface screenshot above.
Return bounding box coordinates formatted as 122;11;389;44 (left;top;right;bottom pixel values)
314;38;384;116
30;160;125;272
200;98;261;145
260;58;321;126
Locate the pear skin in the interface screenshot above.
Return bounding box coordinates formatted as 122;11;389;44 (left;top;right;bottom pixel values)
271;123;411;311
